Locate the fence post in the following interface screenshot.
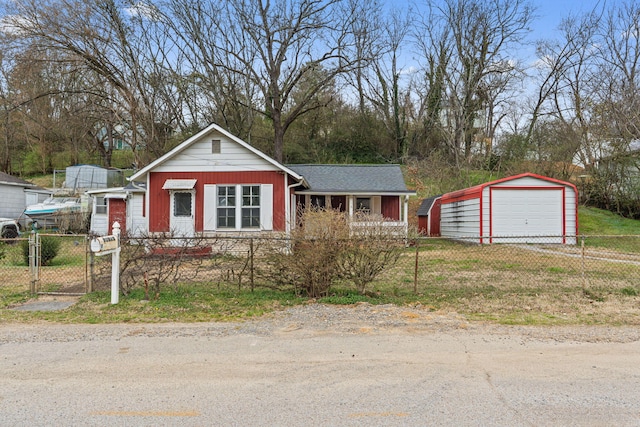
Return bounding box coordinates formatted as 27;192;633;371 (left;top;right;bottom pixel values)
111;222;121;304
88;241;95;293
581;235;586;289
28;230;40;294
414;238;420;294
250;238;254;292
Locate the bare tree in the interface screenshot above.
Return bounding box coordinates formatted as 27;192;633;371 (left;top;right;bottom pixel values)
363;8;413;160
163;0;372;162
1;0;184;166
415;0;534;166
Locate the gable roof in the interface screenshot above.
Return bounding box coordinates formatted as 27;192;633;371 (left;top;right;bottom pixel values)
128;123;304;183
417;195;442;216
0;171;36;187
441;172;577;202
287;164;415;195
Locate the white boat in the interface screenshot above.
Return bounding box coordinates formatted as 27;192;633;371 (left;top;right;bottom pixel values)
24;197;83;229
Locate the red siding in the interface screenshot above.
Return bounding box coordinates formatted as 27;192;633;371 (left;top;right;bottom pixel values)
108;199;127;235
381;196;400;221
417;199;441;236
430;199;441;236
148;171;286;232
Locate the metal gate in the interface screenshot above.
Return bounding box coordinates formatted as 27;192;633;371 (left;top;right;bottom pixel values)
28;232;90;295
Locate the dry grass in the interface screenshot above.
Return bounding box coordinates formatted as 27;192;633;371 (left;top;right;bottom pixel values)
2;236;638;325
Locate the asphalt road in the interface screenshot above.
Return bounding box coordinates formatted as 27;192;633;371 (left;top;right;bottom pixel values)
2;318;640;427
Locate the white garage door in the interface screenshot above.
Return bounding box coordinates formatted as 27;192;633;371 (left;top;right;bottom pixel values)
491;188;563;243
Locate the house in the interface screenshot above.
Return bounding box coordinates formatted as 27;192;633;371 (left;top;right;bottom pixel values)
0;171;52;226
126;123;415;238
423;173;578;244
286;164;415;235
87;182;146;237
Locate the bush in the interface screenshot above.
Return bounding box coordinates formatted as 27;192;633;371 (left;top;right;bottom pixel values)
21;235;62;266
261;208;405;298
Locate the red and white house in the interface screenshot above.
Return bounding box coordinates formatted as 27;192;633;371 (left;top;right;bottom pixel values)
121;123;414;238
421;173;578;244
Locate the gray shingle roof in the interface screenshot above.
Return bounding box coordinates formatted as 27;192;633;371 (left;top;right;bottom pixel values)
417;195;442;216
0;171;35;187
287;164;414;194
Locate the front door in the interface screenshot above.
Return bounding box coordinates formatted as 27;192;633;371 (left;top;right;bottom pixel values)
170;191;195;238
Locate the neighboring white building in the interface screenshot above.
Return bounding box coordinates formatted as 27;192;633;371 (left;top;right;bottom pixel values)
0;172;52;225
86;182;146;237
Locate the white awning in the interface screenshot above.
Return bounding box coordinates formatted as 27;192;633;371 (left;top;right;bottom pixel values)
162;179;197;190
104;193;127;200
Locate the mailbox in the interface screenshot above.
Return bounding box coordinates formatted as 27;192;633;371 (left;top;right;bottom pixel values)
90;235;119;255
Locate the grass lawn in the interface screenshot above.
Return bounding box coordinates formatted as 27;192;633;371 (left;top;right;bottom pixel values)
1;206;638;326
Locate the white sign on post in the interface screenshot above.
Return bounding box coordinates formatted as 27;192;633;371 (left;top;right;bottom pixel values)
90;222;121;304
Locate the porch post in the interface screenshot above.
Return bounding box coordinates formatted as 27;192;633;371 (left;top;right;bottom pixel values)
348;196;354;219
404;195;409;226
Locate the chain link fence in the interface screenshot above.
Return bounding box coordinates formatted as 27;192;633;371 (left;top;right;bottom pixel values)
1;233;89;294
1;234;638;296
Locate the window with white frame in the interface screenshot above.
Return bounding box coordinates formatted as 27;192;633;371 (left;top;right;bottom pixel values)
217;186;236;228
241;185;261;228
95;196;107;214
204;184;271;231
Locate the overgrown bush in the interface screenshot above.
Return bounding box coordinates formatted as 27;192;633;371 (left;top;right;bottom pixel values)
261;208;406;297
21;235;61;266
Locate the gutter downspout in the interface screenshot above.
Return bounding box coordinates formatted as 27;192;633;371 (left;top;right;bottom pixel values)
286;177;305;236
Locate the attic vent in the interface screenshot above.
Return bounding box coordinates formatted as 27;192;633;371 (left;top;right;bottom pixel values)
212;139;221;154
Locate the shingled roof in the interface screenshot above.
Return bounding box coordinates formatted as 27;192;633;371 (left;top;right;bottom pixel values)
417;195;442;216
287;164;414;194
0;171;36;187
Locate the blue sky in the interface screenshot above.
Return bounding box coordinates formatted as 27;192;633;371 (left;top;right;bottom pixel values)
387;0;608;73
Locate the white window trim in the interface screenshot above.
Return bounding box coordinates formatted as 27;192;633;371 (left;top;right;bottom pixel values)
203;184;273;231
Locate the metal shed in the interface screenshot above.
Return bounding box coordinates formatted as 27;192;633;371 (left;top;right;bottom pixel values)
65;165;124;190
436;173;578;244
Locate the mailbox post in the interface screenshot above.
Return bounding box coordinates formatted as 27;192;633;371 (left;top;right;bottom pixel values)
90;222;121;304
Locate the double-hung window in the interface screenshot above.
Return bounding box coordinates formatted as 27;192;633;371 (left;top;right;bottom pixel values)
241;185;260;228
205;184;271;231
215;185;262;229
95;196;107;215
217;186;236;228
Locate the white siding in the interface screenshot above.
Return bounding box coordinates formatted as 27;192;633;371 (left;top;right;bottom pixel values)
128;194;147;237
440;198;481;239
441;175;578;245
488;176;577;244
154;131;281;173
90;203;109;235
0;184;27;219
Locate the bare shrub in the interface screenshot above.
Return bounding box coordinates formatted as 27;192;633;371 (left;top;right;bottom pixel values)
117;232;208;299
336;230;405;295
261;208;406;297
